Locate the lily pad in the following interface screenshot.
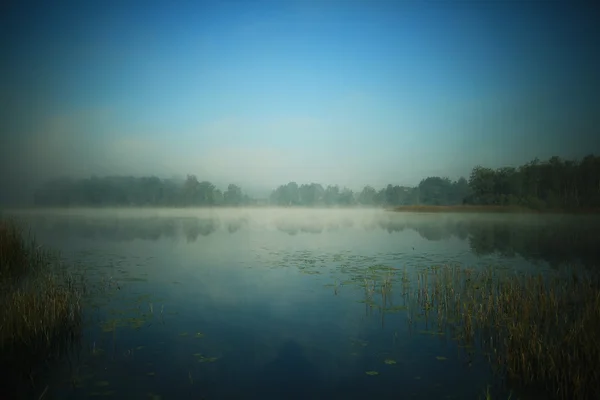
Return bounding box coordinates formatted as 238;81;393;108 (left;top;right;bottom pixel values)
384;359;397;365
385;305;408;313
419;330;445;336
365;371;379;376
92;348;105;356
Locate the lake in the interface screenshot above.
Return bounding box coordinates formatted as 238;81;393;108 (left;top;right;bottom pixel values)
4;208;600;400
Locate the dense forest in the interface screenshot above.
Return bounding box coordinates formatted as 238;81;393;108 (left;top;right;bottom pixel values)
32;155;600;210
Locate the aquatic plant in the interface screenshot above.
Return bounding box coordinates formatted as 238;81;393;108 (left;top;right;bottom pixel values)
397;264;600;400
0;219;86;396
328;254;598;398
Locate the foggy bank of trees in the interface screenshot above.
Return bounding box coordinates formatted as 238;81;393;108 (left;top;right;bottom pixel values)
33;154;600;210
268;177;469;207
33;175;252;207
465;155;600;209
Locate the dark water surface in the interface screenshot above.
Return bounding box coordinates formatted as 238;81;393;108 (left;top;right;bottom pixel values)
4;208;600;400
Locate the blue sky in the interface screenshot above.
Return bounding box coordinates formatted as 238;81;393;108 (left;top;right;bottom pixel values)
1;0;599;200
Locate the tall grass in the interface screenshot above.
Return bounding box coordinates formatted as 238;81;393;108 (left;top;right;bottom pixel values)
0;219;86;395
399;265;600;399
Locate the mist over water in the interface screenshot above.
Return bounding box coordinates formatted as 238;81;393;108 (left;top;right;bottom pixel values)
9;207;599;269
3;208;598;399
2;0;600;397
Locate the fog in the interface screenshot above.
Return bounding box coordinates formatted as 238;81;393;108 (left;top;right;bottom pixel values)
2;1;599;206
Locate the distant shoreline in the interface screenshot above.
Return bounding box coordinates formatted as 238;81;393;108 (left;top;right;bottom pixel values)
390;205;600;214
2;205;600;215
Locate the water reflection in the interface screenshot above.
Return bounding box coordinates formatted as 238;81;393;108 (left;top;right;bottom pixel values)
10;209;600;268
260;340;323;399
2;208;566;399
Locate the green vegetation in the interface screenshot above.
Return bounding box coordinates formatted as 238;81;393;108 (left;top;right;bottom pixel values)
391;205;536;213
270;250;599;398
33;175;252;207
465;155;600;210
0;219;85;395
32;154;600;211
357;264;599;399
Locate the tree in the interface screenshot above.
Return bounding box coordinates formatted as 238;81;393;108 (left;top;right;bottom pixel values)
418;177;453;205
467;166;497;205
358;186;377;205
32;154;600;210
198;181;216;205
338;188;355;206
299;183;325;206
224;184;243;206
324;185;340;206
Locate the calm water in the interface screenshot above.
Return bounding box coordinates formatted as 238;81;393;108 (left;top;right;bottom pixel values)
5;208;600;400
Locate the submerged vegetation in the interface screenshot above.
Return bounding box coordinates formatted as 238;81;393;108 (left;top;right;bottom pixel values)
0;219;86;396
346;263;600;399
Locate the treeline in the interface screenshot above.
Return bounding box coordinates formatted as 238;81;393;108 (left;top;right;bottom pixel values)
32;154;600;210
33;175;252;207
268;177;470;207
465;154;600;209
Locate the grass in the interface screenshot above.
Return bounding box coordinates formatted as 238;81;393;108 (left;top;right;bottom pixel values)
380;264;600;399
0;219;86;396
390;205;600;214
391;205;540;213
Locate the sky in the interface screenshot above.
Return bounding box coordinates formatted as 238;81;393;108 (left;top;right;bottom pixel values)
1;0;599;203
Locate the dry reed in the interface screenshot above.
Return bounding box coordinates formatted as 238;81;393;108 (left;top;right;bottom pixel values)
401;265;600;399
0;218;85;394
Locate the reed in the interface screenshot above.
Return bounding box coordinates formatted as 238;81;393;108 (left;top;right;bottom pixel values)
0;219;86;395
401;265;600;399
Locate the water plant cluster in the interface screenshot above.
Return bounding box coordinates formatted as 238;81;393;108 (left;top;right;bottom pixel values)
354;263;600;399
0;219;86;397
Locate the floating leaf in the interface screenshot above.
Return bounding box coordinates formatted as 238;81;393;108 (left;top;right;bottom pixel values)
384;359;397;365
419;330;444;336
121;277;148;282
179;332;188;337
101;321;117;333
195;332;204;338
365;371;379;376
198;355;219;363
436;356;448;361
350;339;369;347
385;305;407;313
